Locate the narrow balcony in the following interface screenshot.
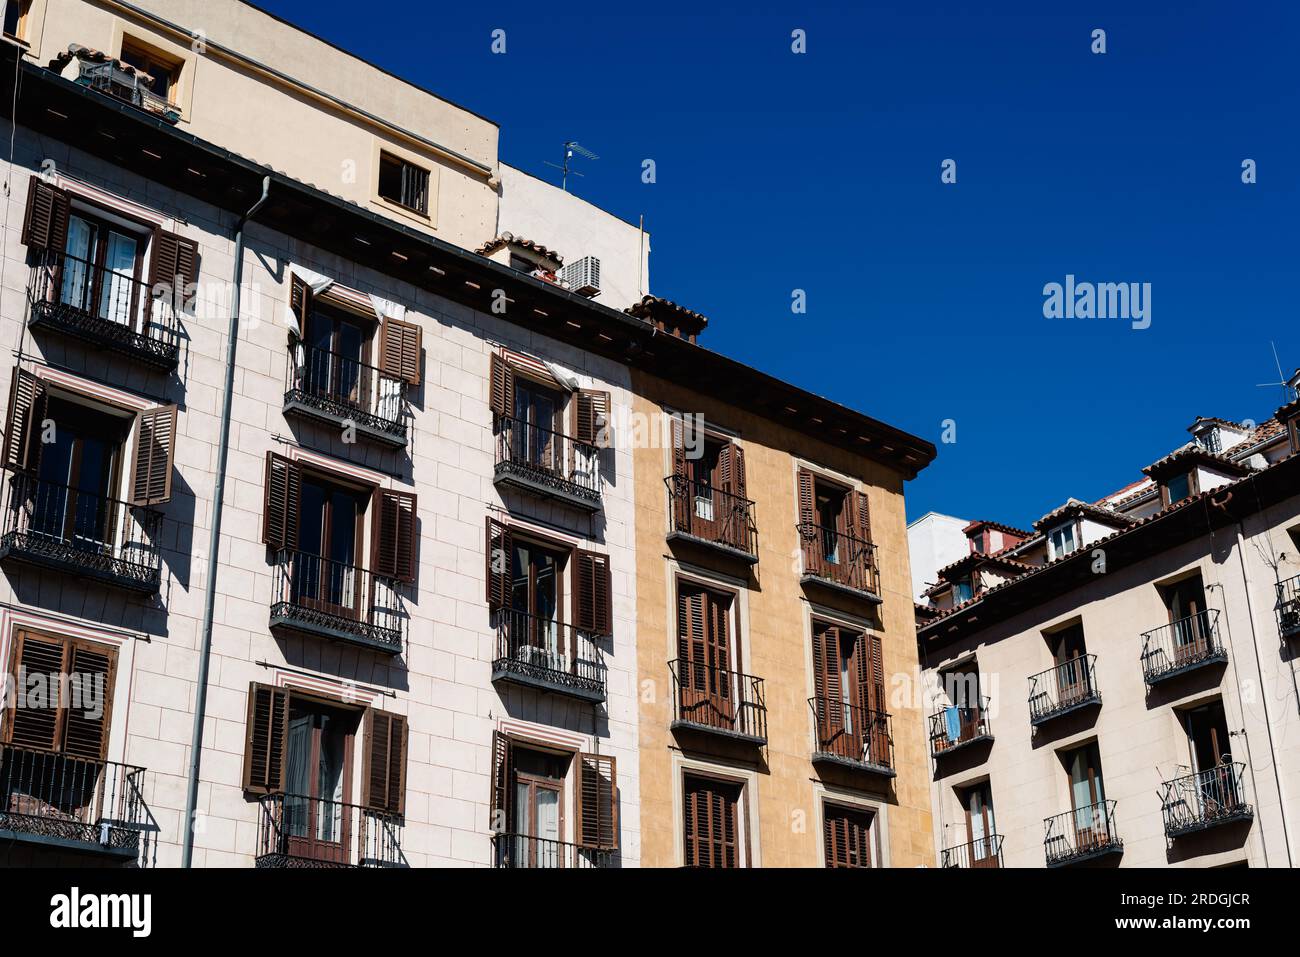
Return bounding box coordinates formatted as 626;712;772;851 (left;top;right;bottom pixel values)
0;472;162;593
798;523;881;602
74;56;180;123
941;836;1004;868
1140;610;1227;686
929;699;993;757
493;416;601;511
27;252;180;370
665;475;757;563
255;793;404;868
1044;800;1123;866
1277;573;1300;642
1028;655;1102;726
490;610;606;703
1160;762;1252;839
491;832;614;869
808;697;895;777
0;744;146;861
669;659;767;745
284;342;409;449
269;549;405;655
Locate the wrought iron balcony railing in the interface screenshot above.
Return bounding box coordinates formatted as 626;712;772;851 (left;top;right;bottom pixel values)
0;743;146;860
284;340;409;447
491;609;606;702
941;835;1004;868
666;475;756;562
798;523;880;599
269;549;405;655
76;58;179;122
255;793;404;868
491;832;614;869
1160;762;1252;838
1044;800;1122;866
808;697;894;776
493;415;601;510
27;252;180;369
929;698;993;757
1277;573;1300;641
0;472;162;592
1140;609;1227;685
670;658;767;745
1028;655;1101;725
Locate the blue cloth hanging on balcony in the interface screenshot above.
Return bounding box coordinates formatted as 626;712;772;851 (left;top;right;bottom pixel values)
944;706;961;741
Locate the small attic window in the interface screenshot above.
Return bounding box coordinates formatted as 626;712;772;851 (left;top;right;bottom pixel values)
1164;472;1192;506
378;151;430;216
1196;428;1222;454
1048;523;1077;561
969;531;984;554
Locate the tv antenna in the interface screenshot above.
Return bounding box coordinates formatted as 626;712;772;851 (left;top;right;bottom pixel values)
1255;341;1297;402
545;141;599;192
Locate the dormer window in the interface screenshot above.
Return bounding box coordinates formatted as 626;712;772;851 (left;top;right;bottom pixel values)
969;532;984;555
1164;472;1192;505
1048;523;1077;561
953;577;974;603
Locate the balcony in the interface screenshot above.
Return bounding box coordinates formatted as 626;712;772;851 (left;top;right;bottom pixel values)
669;659;767;745
74;58;179;123
27;252;180;370
1160;762;1253;839
0;744;146;861
269;549;405;655
665;475;757;563
1140;610;1227;686
808;697;895;777
491;832;614;868
941;836;1004;868
798;523;881;602
284;341;409;449
1277;573;1300;642
929;699;993;757
1028;655;1102;726
1043;800;1123;866
493;416;600;511
255;793;404;868
0;472;162;593
490;609;606;703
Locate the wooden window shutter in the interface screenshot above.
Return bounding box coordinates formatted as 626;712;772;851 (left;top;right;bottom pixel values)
811;623;843;726
262;452;302;550
797;468;816;528
241;682;289;794
485;517;512;610
380;316;422;385
148;229;200;292
825;805;873;868
853;489;872;542
489;352;514;419
289;274;312;338
575;390;611;448
2;367;46;471
573;548;612;636
489;729;513;833
576;753;618;850
721;443;747;500
362;709;408;816
857;632;886;715
20;176;69;253
671;415;688;480
373;489;418;583
4;632;67;751
128;404;178;506
62;641;117;760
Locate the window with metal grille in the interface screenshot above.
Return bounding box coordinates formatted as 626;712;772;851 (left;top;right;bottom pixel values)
378;151;430;215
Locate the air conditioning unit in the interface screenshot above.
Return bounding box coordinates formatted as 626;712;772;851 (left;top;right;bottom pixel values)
560;256;601;297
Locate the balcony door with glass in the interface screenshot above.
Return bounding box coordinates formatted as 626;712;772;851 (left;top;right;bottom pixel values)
1051;624;1089;706
509;539;564;672
1067;742;1107;848
1163;577;1209;665
687;437;724;537
60;210;142;329
1184;701;1237;812
511;748;567;868
677;584;735;730
963;783;998;867
295;477;366;621
304;304;372;412
31;398;127;554
512;379;563;475
815;480;848;567
283;699;356;864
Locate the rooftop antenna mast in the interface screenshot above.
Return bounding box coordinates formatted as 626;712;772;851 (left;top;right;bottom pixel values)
544;140;599;192
1255;341;1296;402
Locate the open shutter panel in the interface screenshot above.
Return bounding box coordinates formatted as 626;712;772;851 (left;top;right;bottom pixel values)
362;710;408;815
575;390;611;448
262;453;302;550
63;641;117;760
671;416;687;480
242;683;289;794
148;229;200;291
129;404;178;506
859;632;886;715
489;729;513;833
573;549;612;637
20;176;69;253
2;367;45;471
489;353;514;419
576;753;618;850
4;633;66;751
854;489;872;542
730;444;747;500
374;489;418;583
288;274;311;338
485;517;512;610
797;468;816;529
380;317;422;386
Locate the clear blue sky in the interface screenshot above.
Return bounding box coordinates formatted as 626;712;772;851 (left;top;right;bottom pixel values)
256;0;1298;528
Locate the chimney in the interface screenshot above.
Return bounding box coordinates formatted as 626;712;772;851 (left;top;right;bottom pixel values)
625;295;708;344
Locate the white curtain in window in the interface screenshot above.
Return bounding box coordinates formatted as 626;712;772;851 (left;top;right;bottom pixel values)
61;216;93;309
98;231;136;326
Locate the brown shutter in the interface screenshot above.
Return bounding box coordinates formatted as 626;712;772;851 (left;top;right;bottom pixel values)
489;729;513;833
380;316;422;386
289;274;312;337
671;416;688;479
573;548;612;636
2;367;46;471
4;632;67;751
485;517;512;610
684;776;738;868
728;444;747;500
797;468;815;528
262;452;301;550
362;709;407;815
853;488;872;542
373;489;417;582
241;682;289;794
62;641;117;760
576;753;618;849
811;623;843;729
20;176;69;253
489;352;514;419
128;404;178;506
148;229;199;291
824;806;872;868
574;389;611;448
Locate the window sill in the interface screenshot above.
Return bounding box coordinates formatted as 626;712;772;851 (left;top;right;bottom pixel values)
373;195;434;229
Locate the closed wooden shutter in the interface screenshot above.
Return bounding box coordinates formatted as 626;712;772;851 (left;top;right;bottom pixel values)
148;229;200;291
671;416;688;480
573;548;612;636
362;709;407;815
489;353;514;419
811;622;843;729
379;316;422;385
485;517;512;610
62;641;117;760
4;633;67;752
852;488;872;542
241;682;289;794
2;367;46;471
824;804;873;868
574;389;611;447
128;404;178;505
20;176;69;253
860;632;886;715
721;443;747;500
288;274;311;338
683;775;739;868
262;452;302;550
489;729;513;833
797;468;815;528
576;752;618;849
373;489;417;582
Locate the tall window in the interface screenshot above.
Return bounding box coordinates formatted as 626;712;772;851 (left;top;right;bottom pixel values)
823;803;874;868
378;151;430;215
677;583;735;727
683;774;741;868
512;378;562;471
61;210;144;329
1066;742;1107;836
31;398;129;549
283;699;357;861
961;782;997;866
294;476;367;619
810;620;886;764
509;538;565;668
303;301;373;408
511;747;568;867
1049;623;1089;702
1160;575;1210;663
